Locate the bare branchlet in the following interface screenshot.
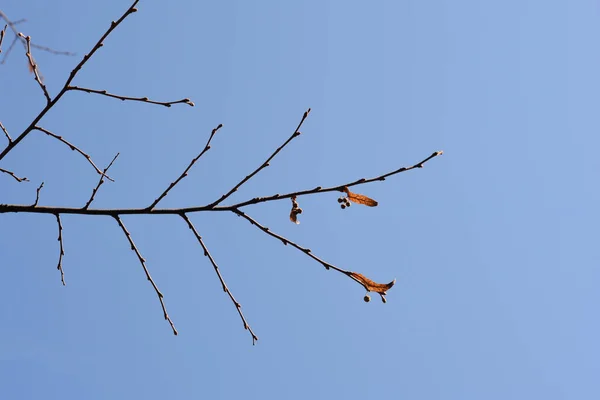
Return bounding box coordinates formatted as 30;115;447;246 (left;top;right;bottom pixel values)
149;124;223;210
181;213;258;344
0;0;444;342
114;215;178;336
84;153;120;210
0;24;6;53
0;167;28;182
55;213;65;285
18;33;51;103
33;181;44;206
34;126;114;181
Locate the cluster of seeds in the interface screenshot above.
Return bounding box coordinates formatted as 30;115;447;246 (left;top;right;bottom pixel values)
337;196;351;209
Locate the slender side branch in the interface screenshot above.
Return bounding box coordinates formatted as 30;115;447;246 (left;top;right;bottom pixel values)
231;209;377;292
55;213;65;285
181;213;258;344
84;153;120;209
0;121;11;143
34;126;114;181
227;150;444;209
114;215;178;335
17;33;51;103
207;108;311;208
0;0;139;162
33;182;44;206
149;124;223;210
0;167;28;182
67;86;194;108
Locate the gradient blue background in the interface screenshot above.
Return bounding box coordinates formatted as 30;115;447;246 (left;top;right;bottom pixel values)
1;1;598;399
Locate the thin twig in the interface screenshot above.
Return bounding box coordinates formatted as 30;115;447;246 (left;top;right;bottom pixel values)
54;213;65;285
0;167;28;182
30;42;74;56
207;108;311;208
34;126;114;181
181;213;258;344
149;124;223;210
0;0;140;162
0;121;11;143
84;153;120;209
0;24;6;53
33;182;44;206
226;151;444;209
67;86;194;108
18;33;51;103
0;150;443;216
114;215;178;335
0;36;17;63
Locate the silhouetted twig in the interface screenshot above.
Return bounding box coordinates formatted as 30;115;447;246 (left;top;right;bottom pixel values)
0;121;11;143
208;108;311;208
84;153;119;209
149;124;223;210
18;33;50;103
181;213;258;344
32;182;44;206
0;167;27;182
67;86;194;107
114;215;178;335
55;213;65;285
0;24;6;53
34;126;114;181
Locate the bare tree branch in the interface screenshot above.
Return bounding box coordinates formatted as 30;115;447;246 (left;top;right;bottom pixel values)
149;124;223;210
181;213;258;344
18;33;50;103
55;213;65;285
207;108;311;208
0;167;28;182
0;121;11;143
0;0;140;162
84;153;120;209
32;181;44;206
114;215;178;336
33;126;114;182
0;24;6;53
67;86;194;107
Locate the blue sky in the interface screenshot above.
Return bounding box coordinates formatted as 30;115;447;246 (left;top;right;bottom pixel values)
1;0;599;399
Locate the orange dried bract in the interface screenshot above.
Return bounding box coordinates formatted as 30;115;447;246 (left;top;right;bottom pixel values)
343;187;378;207
348;272;395;294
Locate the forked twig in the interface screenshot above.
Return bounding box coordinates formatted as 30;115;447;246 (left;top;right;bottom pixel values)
149;124;223;210
67;86;194;108
84;153;119;209
18;33;51;103
208;108;311;208
181;213;258;344
34;126;114;181
0;167;28;182
114;215;178;335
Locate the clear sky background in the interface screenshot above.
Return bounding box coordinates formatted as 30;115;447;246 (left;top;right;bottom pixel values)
1;0;599;399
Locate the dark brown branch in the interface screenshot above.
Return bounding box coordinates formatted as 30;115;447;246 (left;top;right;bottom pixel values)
17;33;50;103
0;0;139;162
226;150;444;209
0;167;28;182
0;149;443;216
33;181;44;206
0;121;11;143
231;209;383;293
181;213;258;344
67;86;194;108
34;126;114;181
83;153;119;209
114;215;178;335
55;213;65;285
149;124;223;210
207;108;311;208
